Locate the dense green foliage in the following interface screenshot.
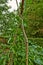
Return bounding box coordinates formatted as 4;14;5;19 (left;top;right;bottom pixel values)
23;0;43;37
0;0;43;65
0;42;43;65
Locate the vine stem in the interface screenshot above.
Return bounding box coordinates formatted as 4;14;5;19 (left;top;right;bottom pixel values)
21;17;28;65
16;0;28;65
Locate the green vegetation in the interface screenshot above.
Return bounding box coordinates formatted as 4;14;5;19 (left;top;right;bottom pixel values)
0;0;43;65
0;42;43;65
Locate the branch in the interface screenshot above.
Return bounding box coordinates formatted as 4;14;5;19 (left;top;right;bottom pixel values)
20;0;28;65
16;0;28;65
16;0;18;8
21;17;28;65
21;0;24;14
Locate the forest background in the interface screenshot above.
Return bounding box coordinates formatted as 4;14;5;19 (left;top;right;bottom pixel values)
0;0;43;65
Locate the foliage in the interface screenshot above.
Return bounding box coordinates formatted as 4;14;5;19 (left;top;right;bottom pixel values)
0;42;43;65
0;0;43;65
23;0;43;37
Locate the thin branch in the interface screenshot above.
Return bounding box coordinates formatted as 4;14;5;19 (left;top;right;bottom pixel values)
19;0;28;65
21;0;24;14
16;0;28;65
21;18;28;65
16;0;18;8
